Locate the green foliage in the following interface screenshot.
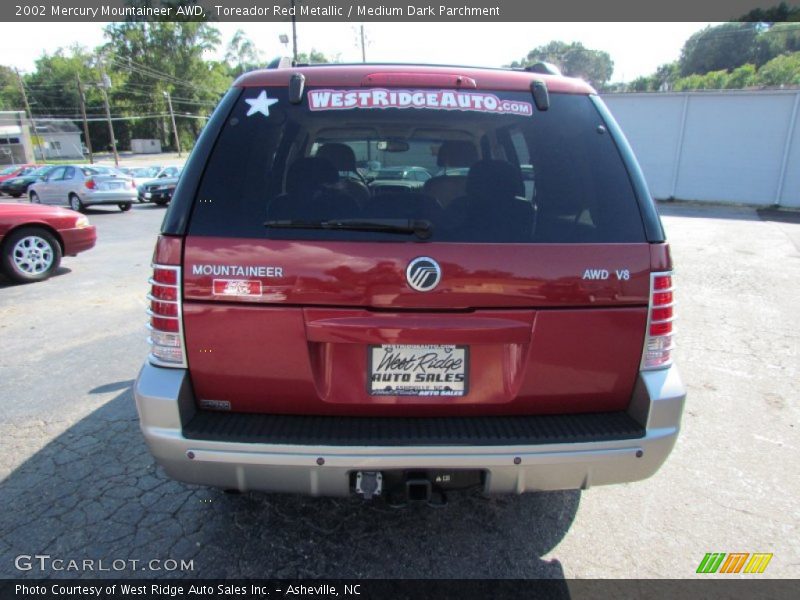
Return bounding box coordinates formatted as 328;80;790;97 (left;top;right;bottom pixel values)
629;5;800;91
679;23;762;76
627;76;654;92
0;65;23;110
509;41;614;89
101;20;226;150
225;29;264;76
296;49;331;65
668;53;800;90
757;52;800;85
725;64;758;88
738;2;800;23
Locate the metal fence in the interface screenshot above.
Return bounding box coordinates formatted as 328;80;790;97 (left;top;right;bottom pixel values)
602;90;800;208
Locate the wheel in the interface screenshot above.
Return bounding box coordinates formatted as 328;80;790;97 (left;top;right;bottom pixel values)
68;194;84;212
119;202;132;212
154;199;168;206
10;193;21;198
1;227;62;283
29;192;40;203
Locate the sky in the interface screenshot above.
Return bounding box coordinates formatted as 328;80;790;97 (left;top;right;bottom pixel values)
0;21;715;83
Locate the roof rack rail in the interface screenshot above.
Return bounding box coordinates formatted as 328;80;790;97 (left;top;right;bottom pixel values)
267;56;294;69
524;62;562;76
265;61;545;72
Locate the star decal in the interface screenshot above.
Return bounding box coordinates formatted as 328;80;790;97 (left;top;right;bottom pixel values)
245;90;279;118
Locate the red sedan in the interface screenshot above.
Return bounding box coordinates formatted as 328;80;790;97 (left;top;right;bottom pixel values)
0;203;97;283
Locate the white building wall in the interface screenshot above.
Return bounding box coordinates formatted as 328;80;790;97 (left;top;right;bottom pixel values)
602;90;800;208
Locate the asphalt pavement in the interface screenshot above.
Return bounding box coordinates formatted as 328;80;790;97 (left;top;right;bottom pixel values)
0;199;798;579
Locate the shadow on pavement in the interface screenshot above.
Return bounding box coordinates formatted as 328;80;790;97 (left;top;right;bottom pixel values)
756;207;800;225
1;387;579;584
0;267;72;288
655;200;762;221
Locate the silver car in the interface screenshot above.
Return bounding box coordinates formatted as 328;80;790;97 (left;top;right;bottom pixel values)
28;165;138;212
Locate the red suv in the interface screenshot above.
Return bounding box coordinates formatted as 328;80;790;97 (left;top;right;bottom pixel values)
134;63;685;502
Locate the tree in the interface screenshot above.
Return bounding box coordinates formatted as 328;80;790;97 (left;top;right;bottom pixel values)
508;41;614;89
225;29;264;76
21;46;108;153
756;52;800;85
296;49;331;64
0;65;23;111
102;19;228;150
738;2;800;23
679;23;762;76
725;64;758;88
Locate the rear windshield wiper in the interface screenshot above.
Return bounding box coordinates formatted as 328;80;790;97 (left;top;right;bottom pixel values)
265;218;433;239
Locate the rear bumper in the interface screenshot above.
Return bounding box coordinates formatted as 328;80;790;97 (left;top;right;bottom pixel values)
80;191;137;205
133;363;685;496
141;190;173;203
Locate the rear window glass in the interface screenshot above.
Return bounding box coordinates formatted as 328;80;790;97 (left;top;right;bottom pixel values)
188;87;645;243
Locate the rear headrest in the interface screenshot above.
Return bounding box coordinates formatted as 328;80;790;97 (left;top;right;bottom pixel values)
286;157;338;197
315;143;357;172
466;160;524;200
436;140;478;168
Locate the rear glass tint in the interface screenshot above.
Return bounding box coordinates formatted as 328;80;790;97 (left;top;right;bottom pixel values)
188;88;645;243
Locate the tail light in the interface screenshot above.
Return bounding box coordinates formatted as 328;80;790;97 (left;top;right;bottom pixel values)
641;272;675;370
84;178;96;190
147;236;186;368
130;179;137;188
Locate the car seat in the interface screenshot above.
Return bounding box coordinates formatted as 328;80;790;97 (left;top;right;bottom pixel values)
422;140;479;208
315;143;371;208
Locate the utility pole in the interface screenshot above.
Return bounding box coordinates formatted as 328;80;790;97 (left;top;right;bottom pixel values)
163;91;182;157
15;68;38;161
76;74;94;164
291;0;298;65
360;25;367;63
98;63;119;167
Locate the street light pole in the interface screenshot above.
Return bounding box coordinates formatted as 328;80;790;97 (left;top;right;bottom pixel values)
163;91;182;157
15;68;38;161
291;0;298;65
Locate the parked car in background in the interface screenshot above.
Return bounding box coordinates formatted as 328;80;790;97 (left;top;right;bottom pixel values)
0;203;96;282
119;165;162;196
138;166;183;205
0;163;40;186
0;165;56;198
367;166;431;194
28;165;137;212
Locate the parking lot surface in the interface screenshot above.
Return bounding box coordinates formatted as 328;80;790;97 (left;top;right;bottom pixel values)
0;199;798;579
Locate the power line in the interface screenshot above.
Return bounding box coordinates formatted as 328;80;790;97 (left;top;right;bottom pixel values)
108;57;227;94
38;114;210;122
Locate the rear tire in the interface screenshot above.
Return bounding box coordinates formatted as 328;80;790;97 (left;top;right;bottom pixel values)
1;227;62;283
154;199;168;206
10;193;21;198
68;194;84;212
119;202;132;212
29;192;40;203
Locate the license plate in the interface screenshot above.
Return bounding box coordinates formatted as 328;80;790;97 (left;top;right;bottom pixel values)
144;192;152;199
368;345;468;397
